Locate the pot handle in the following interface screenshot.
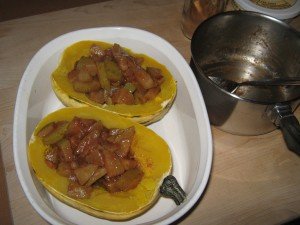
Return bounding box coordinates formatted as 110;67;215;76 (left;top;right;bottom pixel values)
270;104;300;155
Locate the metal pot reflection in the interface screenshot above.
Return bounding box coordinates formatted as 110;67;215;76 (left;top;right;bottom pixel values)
191;11;300;154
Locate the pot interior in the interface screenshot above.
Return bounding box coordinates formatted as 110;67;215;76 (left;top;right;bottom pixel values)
191;11;300;104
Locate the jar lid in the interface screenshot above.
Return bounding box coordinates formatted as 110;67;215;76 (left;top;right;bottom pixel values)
234;0;300;20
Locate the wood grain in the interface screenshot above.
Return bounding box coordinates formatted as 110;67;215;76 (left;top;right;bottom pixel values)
0;145;13;225
0;0;110;21
0;0;299;224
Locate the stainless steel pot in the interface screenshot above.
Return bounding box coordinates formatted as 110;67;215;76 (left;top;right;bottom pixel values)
191;11;300;155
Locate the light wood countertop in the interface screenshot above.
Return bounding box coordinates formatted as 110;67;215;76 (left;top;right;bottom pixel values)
0;0;299;224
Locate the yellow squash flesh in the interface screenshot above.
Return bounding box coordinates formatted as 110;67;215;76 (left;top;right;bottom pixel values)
28;107;172;220
51;41;177;125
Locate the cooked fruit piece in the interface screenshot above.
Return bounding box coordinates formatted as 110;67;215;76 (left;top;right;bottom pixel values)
102;168;143;193
104;59;122;82
75;129;101;157
88;90;106;104
85;167;107;187
57;139;74;162
76;56;97;76
39;121;69;145
120;158;138;170
133;67;155;90
111;88;134;105
102;150;125;178
73;80;101;93
44;147;59;169
144;87;161;101
77;70;93;82
37;122;55;138
66;117;96;139
90;44;106;62
74;164;98;185
57;162;72;177
68;182;92;199
85;147;104;166
123;82;136;93
96;62;111;91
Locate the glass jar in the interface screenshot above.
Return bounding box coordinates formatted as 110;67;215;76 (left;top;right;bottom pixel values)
181;0;226;39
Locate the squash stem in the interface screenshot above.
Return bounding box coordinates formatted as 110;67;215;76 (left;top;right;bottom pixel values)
159;175;186;205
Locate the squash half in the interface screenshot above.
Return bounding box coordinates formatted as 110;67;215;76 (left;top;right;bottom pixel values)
28;107;172;220
51;41;177;125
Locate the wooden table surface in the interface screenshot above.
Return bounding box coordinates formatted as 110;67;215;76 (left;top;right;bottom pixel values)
1;0;299;224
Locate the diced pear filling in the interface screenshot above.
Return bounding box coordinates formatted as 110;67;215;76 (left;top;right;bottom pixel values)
39;117;143;199
67;43;165;105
